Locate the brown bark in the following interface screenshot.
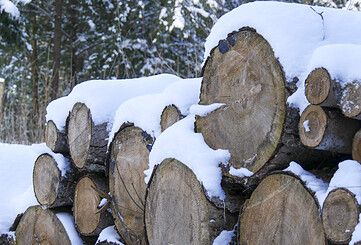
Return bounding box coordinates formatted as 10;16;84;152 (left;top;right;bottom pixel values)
15;206;74;245
239;173;325;245
145;158;238;245
108;124;153;245
322;188;360;244
160;104;182;132
74;175;113;237
33;153;77;208
299;105;361;154
45;120;69;154
67;102;108;173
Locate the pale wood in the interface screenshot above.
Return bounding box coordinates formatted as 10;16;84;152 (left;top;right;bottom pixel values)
341;81;361;119
45;120;69;154
239;173;325;245
145;158;237;245
299;105;361;154
353;129;361;163
15;205;72;245
305;67;341;106
33;153;77;208
67;102;108;172
322;188;359;244
197;28;286;173
74;175;113;237
160;104;182;132
108;125;153;245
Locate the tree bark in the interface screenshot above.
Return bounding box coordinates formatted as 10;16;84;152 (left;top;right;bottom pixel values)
239;172;325;245
340;81;361;119
299;105;361;154
353;129;361;164
108;124;153;245
145;158;238;245
160;104;182;132
15;206;74;245
45;120;69;154
68;0;78;90
33;153;77;208
322;188;360;244
67;102;108;173
74;175;113;237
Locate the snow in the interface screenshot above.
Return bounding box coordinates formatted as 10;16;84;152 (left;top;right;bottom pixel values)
55;213;83;245
212;227;236;245
0;0;19;17
46;74;181;131
96;226;123;245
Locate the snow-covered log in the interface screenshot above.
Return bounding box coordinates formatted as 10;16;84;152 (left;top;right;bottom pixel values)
108;124;153;245
15;205;83;244
322;188;359;244
341;81;361;119
45;120;69;154
299;105;360;154
67;102;108;173
160;104;183;132
239;172;325;244
74;175;113;237
145;158;237;245
33;153;77;208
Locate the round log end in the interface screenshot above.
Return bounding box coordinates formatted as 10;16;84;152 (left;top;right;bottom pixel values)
160;104;182;132
45;120;59;152
33;153;60;207
341;81;361;118
305;68;331;105
299;105;327;148
67;102;92;169
353;129;361;163
197;29;285;173
322;188;359;244
239;173;325;245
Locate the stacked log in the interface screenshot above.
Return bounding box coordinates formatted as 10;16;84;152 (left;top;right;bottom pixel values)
45;120;69;154
160;104;183;132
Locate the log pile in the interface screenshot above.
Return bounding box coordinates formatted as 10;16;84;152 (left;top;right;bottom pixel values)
11;17;361;245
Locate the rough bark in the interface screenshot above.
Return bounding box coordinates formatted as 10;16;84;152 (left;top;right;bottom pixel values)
145;158;238;245
340;81;361;119
305;67;341;107
160;104;182;132
239;173;325;245
45;120;69;154
299;105;361;154
74;175;113;237
15;206;73;245
108;124;153;245
322;188;360;244
197;28;286;173
67;102;108;173
353;129;361;164
33;153;77;208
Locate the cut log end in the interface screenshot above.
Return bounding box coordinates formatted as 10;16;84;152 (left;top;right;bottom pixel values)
305;67;331;105
45;120;69;154
322;188;359;244
341;81;361;118
109;125;153;244
299;105;327;148
145;158;237;245
160;104;182;132
15;206;72;245
353;129;361;163
197;29;285;173
239;173;325;245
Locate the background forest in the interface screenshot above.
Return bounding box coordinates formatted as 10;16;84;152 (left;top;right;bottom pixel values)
0;0;359;144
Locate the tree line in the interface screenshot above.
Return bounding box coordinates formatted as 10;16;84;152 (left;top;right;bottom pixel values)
0;0;358;144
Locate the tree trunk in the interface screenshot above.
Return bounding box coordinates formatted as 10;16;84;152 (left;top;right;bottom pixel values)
353;129;361;163
108;124;153;245
145;158;238;245
45;120;69;154
33;153;77;208
15;206;75;245
322;188;360;244
305;67;341;107
239;173;325;245
160;104;182;132
74;175;113;237
299;105;361;154
67;102;108;173
340;81;361;119
68;0;78;90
